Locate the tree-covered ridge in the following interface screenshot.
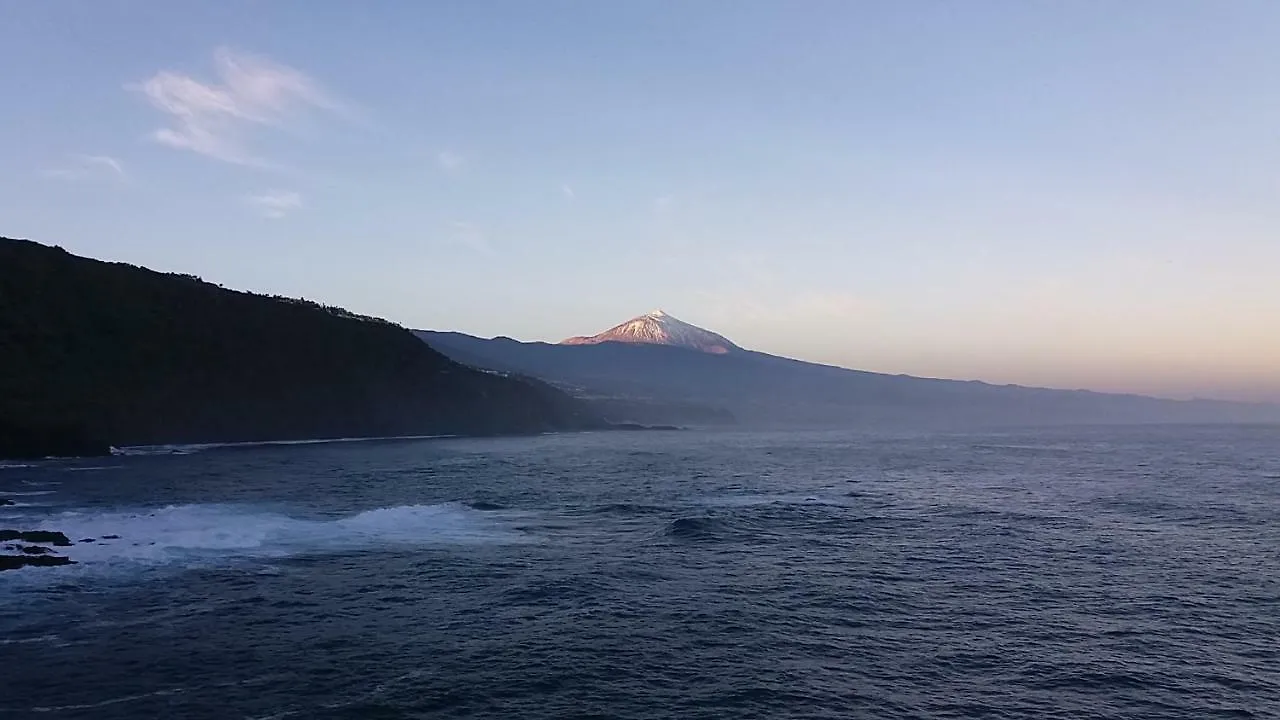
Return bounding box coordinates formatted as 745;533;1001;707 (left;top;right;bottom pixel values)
0;237;602;458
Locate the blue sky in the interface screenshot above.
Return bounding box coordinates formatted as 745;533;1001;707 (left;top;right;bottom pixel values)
3;1;1279;401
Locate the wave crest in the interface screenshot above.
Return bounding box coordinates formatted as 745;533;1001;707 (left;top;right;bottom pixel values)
663;516;728;541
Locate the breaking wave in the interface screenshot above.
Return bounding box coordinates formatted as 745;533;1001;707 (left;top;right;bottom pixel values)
662;516;728;541
6;502;527;573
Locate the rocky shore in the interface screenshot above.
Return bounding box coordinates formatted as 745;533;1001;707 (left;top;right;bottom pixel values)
1;528;84;572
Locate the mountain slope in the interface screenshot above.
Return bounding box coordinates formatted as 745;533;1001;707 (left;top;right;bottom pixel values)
418;316;1280;429
0;238;603;458
419;331;740;425
562;310;741;354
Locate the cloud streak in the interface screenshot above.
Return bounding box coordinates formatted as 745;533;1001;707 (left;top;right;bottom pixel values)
437;150;464;172
42;154;127;182
132;47;345;167
247;190;302;219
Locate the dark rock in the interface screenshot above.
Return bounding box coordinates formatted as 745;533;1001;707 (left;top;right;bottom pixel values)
21;545;50;554
0;530;72;546
79;538;96;543
24;530;72;546
467;501;505;511
0;554;75;571
101;534;120;540
0;498;13;506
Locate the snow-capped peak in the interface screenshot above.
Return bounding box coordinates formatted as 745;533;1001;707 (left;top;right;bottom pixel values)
560;310;740;354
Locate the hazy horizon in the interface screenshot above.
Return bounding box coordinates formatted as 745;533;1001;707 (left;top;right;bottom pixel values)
4;2;1278;403
421;308;1279;405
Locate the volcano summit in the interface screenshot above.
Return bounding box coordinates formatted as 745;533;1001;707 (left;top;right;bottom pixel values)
560;310;740;355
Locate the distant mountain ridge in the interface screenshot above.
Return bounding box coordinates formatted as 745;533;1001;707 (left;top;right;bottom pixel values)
0;237;605;459
418;311;1280;429
562;310;741;355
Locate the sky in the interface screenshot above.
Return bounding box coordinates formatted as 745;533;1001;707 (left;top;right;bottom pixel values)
3;1;1279;402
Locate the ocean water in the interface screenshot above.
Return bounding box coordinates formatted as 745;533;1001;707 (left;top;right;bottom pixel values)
1;426;1278;719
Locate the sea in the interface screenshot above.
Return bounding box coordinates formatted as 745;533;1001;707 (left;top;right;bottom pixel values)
1;425;1278;719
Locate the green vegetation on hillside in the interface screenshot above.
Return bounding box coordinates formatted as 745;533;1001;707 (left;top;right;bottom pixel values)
0;238;601;458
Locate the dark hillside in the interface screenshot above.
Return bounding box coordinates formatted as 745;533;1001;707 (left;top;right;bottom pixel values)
0;238;601;458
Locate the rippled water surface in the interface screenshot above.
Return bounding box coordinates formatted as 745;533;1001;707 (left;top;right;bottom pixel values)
2;426;1278;719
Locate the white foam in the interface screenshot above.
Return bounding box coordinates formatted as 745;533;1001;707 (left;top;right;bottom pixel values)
110;443;214;457
10;502;525;571
112;434;458;457
335;503;515;543
1;490;55;497
0;634;60;646
0;463;32;471
20;688;185;713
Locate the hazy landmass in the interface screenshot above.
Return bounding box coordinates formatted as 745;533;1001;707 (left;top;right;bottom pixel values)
418;311;1280;429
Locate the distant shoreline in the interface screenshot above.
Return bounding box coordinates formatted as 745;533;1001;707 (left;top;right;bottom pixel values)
2;423;685;462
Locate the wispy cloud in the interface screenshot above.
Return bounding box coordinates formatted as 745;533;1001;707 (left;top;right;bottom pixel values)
42;154;127;182
653;194;676;215
436;150;465;172
448;221;495;256
131;47;346;167
562;185;576;201
247;190;302;219
81;155;126;179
